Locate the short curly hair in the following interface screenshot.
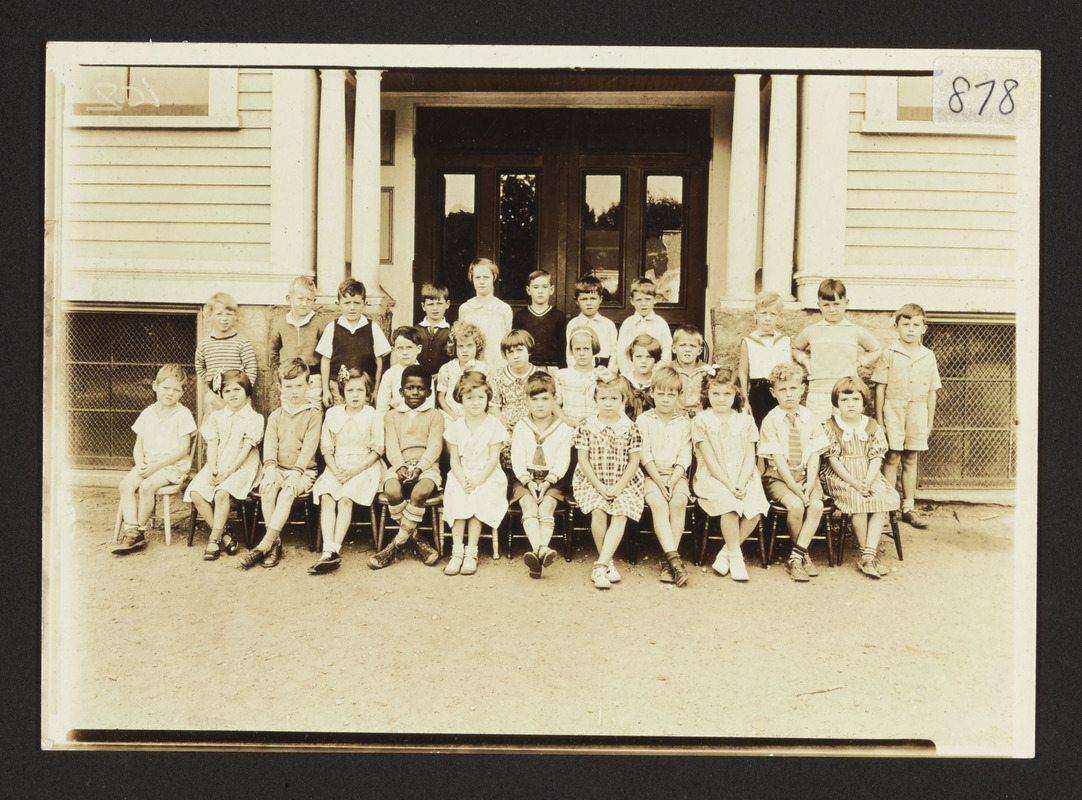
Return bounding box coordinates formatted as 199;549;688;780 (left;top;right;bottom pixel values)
446;320;486;360
768;361;806;387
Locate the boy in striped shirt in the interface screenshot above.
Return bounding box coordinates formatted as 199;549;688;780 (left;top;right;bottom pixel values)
195;292;258;413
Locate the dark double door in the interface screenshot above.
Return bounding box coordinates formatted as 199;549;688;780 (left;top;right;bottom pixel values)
414;107;711;328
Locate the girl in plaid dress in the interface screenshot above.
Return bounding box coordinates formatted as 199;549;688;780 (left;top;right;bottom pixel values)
572;371;644;589
821;377;900;579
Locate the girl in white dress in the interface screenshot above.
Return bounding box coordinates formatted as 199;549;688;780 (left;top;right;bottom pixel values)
436;320;487;422
309;369;385;574
692;367;769;582
442;371;509;576
185;370;264;560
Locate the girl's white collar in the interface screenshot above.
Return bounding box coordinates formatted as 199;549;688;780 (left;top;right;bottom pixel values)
592;413;630;432
832;412;868;442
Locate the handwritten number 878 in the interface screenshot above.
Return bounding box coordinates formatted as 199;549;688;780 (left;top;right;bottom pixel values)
948;77;1018;115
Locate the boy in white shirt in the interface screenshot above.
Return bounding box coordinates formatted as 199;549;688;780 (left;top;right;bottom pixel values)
315;278;392;406
377;326;435;412
615;277;672;377
564;275;618;369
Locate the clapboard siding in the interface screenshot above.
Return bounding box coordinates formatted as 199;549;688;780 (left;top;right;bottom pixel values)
73;129;272;148
63;68;273;266
847;208;1015;231
845;245;1015;269
846;189;1014;213
848;151;1016;174
848;171;1015;194
846;227;1014;250
67;221;271;244
69;165;271;186
238;71;272;93
70;240;271;262
846;80;1016;274
65;184;271;205
68;146;271;167
849;132;1015;156
66;203;271;223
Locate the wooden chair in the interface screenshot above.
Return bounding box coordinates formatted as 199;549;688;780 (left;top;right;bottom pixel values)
312;497;380;554
761;495;837;567
694;506;769;569
113;439;198;546
185;493;254;548
241;489;318;552
502;502;574;562
378;492;445;553
832;509;904;566
625;495;697;565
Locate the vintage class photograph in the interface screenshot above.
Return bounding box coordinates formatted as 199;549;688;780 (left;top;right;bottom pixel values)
42;43;1037;755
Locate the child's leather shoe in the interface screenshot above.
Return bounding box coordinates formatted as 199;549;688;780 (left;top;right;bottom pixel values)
368;540;398;570
112;528;146;555
261;541;282;568
411;533;440;566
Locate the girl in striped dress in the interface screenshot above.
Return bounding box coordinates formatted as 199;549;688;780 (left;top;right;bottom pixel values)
820;377;900;579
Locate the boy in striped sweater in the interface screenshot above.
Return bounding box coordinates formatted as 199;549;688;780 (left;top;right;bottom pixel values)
195;292;258;413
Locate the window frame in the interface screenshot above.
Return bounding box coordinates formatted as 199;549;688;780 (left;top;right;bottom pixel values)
65;67;241;129
861;75;1013;137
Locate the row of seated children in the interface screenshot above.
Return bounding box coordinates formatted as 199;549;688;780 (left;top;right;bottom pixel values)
114;354;904;590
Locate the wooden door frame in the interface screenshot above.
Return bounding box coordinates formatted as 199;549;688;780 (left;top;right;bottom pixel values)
414;106;709;327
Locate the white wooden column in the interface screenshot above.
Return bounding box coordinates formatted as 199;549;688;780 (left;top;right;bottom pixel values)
316;69;348;296
724;73;761;300
270;69;318;281
794;75;850;306
351;69;382;302
761;74;798;300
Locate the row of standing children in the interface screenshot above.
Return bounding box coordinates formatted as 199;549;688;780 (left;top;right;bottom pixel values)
114;269;939;589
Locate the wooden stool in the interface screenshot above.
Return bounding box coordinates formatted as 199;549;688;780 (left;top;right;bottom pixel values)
114;484;188;546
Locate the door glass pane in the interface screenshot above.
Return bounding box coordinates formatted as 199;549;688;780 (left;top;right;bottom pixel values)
644;175;684;304
441;174;477;305
498;173;539;297
582;174;623;300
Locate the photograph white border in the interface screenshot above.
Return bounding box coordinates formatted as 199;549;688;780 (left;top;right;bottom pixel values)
42;42;1038;756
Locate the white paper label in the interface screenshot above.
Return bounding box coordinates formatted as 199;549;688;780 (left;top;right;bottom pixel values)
933;56;1039;129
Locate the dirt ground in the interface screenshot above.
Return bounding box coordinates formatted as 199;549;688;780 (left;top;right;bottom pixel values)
44;486;1022;755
